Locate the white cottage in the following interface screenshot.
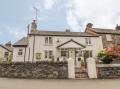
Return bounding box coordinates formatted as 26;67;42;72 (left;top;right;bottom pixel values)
13;20;103;66
0;42;13;61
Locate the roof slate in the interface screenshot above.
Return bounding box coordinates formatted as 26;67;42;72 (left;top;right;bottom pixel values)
29;30;99;37
13;37;28;47
0;45;13;52
92;28;120;34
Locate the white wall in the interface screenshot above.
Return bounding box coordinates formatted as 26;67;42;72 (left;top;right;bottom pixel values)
27;35;103;62
0;47;12;61
13;34;103;62
13;47;27;62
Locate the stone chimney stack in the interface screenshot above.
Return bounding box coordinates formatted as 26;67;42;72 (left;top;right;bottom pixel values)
5;41;12;47
65;29;71;32
85;23;93;32
115;24;120;30
31;20;37;32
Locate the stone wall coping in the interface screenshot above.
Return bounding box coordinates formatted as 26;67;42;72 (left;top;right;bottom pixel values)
96;64;120;67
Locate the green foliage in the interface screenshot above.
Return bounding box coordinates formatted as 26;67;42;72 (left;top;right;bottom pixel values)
97;50;107;59
101;55;113;64
97;49;113;64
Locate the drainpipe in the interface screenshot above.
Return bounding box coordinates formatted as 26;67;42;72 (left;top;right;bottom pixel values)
32;35;36;63
24;47;26;62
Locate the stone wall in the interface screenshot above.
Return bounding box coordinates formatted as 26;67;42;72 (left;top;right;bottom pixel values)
0;61;68;79
100;34;120;48
97;64;120;79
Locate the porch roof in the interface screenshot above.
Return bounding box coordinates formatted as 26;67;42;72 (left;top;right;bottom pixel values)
57;39;85;49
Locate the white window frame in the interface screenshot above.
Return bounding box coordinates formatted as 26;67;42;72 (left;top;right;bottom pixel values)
85;37;91;45
83;50;93;58
36;53;42;60
18;49;23;56
44;50;53;59
4;52;9;58
45;37;53;45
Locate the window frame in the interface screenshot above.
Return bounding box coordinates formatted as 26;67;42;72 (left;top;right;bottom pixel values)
18;49;23;56
44;50;53;59
45;37;53;45
36;53;42;60
85;37;91;45
4;52;9;58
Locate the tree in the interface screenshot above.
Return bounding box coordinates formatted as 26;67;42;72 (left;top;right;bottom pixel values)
106;45;120;58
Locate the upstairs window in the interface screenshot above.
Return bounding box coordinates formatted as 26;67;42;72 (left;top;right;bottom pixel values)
49;37;53;44
85;38;91;45
45;37;49;44
106;35;112;41
18;49;23;56
45;37;53;45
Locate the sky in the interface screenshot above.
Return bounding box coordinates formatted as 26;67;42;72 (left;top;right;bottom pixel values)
0;0;120;44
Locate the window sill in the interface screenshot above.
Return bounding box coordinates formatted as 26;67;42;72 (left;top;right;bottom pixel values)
44;44;53;46
86;44;92;46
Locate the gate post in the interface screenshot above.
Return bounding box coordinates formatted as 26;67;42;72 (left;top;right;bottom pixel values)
87;58;97;79
68;58;75;79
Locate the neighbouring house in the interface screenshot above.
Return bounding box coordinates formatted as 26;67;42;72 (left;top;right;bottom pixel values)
85;23;120;48
13;20;103;67
0;42;13;62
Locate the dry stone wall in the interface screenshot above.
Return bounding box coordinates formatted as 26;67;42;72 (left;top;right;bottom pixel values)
0;62;68;79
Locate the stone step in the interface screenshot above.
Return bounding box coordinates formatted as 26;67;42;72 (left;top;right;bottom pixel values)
75;72;88;78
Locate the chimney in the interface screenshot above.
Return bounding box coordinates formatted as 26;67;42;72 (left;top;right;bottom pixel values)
65;29;71;32
31;20;37;31
85;23;93;32
115;24;120;30
5;41;12;47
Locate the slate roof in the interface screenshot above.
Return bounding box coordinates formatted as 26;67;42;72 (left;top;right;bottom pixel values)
92;28;120;34
0;45;13;52
13;37;28;47
29;30;99;37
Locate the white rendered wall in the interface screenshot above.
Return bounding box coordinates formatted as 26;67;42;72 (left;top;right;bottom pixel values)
0;47;12;61
13;34;103;62
13;47;26;62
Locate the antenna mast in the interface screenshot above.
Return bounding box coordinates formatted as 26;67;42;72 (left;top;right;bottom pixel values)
33;7;39;25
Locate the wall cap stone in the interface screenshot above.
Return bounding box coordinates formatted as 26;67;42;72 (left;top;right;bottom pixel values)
97;64;120;67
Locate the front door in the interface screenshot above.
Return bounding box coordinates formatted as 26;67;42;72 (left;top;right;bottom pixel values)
69;48;75;59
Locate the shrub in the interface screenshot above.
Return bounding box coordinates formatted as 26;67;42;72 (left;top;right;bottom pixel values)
101;55;113;64
97;49;113;64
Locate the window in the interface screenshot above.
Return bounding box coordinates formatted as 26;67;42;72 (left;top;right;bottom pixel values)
106;35;112;41
49;51;53;59
61;51;67;56
45;37;49;44
49;37;53;44
44;50;53;59
36;53;41;60
45;50;49;58
61;49;68;57
4;52;9;58
83;50;92;58
85;38;91;45
45;37;53;45
18;49;23;56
